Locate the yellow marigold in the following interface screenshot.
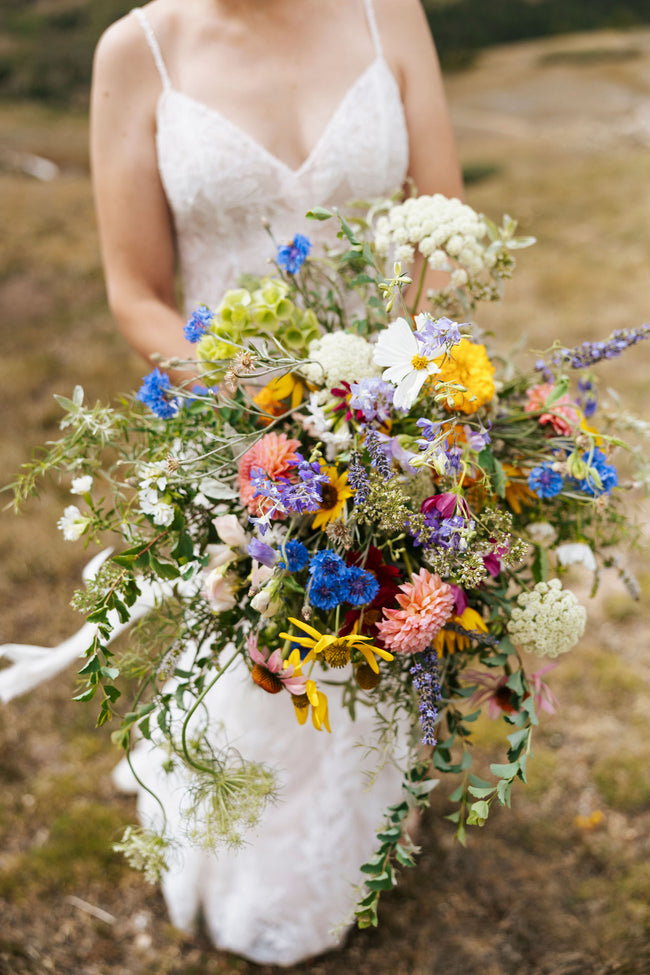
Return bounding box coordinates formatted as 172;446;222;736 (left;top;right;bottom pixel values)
434;338;495;414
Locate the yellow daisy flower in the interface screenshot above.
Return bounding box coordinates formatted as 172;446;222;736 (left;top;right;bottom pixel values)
432;605;488;655
279;617;393;674
253;372;304;424
503;463;535;515
312;466;353;530
283;650;331;732
434;338;495;414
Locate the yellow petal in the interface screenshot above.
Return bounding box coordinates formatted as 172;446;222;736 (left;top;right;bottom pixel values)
287;617;324;641
358;645;379;674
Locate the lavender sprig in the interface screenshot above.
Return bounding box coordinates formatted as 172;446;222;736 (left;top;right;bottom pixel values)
410;650;442;746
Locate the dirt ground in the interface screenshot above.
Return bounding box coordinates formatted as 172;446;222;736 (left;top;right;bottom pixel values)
1;27;649;975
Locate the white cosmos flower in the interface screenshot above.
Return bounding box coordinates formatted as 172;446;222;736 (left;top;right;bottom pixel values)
373;317;441;410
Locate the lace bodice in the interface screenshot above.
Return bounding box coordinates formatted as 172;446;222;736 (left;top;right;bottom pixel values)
132;2;410;315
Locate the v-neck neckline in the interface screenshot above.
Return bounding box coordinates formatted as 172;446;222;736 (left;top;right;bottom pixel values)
158;56;389;177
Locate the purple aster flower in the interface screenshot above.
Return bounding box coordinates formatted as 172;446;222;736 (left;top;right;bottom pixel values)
528;463;564;499
276;234;311;274
183;304;213;343
348;377;396;423
414;315;463;357
463;422;491;452
247;538;277;568
341;565;380;606
278;540;309;572
410;650;441;746
136;368;179;419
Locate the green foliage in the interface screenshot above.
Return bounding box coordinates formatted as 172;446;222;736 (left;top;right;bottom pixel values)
424;0;650;69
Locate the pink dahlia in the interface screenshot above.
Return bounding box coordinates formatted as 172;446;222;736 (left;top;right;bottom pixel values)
376;568;455;655
524;383;579;436
237;432;301;516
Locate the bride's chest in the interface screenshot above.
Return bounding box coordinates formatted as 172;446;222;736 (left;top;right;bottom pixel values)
154;59;409;230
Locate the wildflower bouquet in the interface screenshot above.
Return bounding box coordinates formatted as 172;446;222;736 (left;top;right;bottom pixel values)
10;193;648;928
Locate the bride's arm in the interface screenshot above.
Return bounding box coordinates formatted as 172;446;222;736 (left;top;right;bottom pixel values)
90;17;196;381
378;0;464;308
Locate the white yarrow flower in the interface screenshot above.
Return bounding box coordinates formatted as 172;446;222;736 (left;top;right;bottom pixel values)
507;579;586;658
57;505;90;541
373;317;440;410
70;475;93;495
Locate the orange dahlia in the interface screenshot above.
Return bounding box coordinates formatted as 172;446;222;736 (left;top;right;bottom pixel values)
237;432;301;516
376;568;455;655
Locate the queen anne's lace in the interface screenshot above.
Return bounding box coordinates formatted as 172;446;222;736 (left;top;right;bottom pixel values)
374;194;493;276
302;331;379;387
507;579;586;657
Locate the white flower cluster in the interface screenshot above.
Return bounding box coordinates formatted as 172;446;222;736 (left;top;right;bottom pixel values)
301;331;379;388
138;460;174;527
374;194;494;283
57;505;90;541
507;579;586;658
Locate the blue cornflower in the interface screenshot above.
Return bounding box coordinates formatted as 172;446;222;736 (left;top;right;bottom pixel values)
276;234;311;274
278;539;310;572
137;368;179;419
574;449;618;497
528;463;564;499
309;549;346;580
183;304;213;343
308;574;343;611
341;565;379;606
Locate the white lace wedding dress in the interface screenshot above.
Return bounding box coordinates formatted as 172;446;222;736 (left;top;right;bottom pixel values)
1;1;412;965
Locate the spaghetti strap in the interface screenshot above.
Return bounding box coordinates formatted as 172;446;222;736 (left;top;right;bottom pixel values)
131;7;172;90
362;0;384;59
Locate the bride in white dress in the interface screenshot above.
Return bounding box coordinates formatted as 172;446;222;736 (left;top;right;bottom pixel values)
12;0;462;965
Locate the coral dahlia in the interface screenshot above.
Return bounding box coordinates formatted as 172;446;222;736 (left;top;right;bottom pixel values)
376;568;455;655
237;432;301;516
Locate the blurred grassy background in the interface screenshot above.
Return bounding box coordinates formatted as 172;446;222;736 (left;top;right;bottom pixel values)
1;9;650;975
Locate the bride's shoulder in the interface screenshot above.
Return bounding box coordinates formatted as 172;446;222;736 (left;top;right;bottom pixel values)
92;2;180;84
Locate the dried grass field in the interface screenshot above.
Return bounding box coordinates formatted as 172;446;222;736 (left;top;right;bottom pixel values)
1;27;649;975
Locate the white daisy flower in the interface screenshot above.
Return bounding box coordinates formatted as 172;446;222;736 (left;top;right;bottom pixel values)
57;505;90;541
70;475;93;495
373;317;441;410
